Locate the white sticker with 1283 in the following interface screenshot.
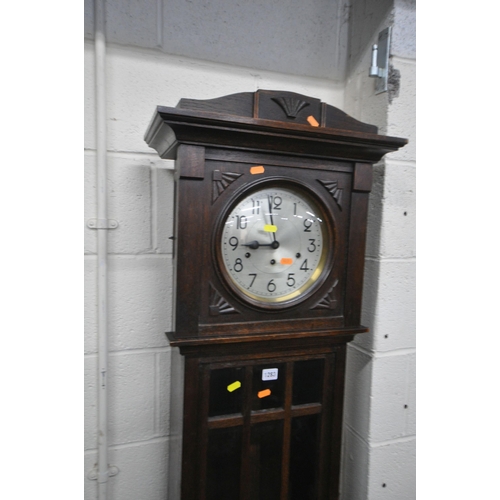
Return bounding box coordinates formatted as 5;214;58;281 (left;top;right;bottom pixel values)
262;368;278;381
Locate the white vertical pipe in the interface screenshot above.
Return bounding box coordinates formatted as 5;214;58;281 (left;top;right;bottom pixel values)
94;0;109;499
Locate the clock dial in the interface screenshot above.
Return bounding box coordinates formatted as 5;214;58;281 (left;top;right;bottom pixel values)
219;184;331;307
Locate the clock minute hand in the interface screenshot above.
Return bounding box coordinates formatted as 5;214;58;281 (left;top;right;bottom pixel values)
267;196;277;243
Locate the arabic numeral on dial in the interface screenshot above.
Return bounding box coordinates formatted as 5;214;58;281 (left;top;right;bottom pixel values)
251;199;261;214
300;259;309;272
267;279;276;292
272;196;282;210
303;219;313;232
286;273;295;287
234;258;243;272
229;236;239;251
307;239;316;252
236;215;247;229
248;273;257;288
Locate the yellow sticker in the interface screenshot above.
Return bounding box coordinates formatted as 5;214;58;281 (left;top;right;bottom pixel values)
227;381;241;392
250;165;265;175
307;115;319;127
280;258;293;265
263;224;277;233
258;389;271;399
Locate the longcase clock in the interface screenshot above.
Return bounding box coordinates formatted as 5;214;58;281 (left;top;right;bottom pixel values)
144;90;407;500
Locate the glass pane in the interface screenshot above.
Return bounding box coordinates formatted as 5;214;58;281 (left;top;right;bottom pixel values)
249;421;283;500
209;366;244;417
207;426;242;500
289;414;320;500
292;359;325;406
252;363;286;411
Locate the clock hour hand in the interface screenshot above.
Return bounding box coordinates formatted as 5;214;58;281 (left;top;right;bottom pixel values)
242;240;280;250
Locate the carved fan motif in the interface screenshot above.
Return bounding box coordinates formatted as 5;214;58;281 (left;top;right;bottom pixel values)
271;97;310;119
318;180;343;210
311;280;339;310
213;170;242;202
209;283;238;316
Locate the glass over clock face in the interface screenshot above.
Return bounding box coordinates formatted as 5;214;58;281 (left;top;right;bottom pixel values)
219;184;331;308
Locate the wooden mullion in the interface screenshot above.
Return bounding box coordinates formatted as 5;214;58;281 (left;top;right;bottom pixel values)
239;365;253;500
197;364;211;500
207;414;244;429
316;353;334;499
289;402;322;417
249;408;285;424
179;357;201;500
329;347;347;500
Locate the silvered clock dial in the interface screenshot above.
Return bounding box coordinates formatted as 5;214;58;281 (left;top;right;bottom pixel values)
219;183;332;308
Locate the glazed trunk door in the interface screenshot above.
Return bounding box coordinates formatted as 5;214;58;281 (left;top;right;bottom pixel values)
195;354;339;500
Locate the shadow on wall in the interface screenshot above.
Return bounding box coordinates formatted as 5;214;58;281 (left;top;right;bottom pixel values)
347;0;393;75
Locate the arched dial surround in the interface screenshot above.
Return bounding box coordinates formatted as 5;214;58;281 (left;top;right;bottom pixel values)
218;183;333;308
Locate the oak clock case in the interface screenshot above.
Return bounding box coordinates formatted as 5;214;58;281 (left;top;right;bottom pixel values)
199;159;352;337
174;155;352;340
215;179;334;310
144;90;407;500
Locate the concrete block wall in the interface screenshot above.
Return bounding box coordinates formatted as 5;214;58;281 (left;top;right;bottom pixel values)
84;1;415;498
342;1;416;498
84;8;344;496
84;0;350;81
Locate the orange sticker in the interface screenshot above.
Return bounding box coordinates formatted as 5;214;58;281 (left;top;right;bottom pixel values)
307;115;319;127
280;258;293;265
258;389;271;399
250;165;265;175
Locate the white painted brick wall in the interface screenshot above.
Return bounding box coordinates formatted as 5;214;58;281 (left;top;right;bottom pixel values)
368;438;416;500
90;0;350;80
342;1;415;499
343;347;373;438
85;440;170;500
85;153;156;254
85;351;171;449
386;57;416;162
113;46;345;153
359;259;416;352
342;428;370;499
366;161;416;260
105;0;159;49
105;257;173;350
369;354;414;441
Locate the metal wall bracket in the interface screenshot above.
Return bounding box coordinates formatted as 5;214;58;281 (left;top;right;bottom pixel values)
87;464;120;481
87;218;118;230
369;27;391;94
